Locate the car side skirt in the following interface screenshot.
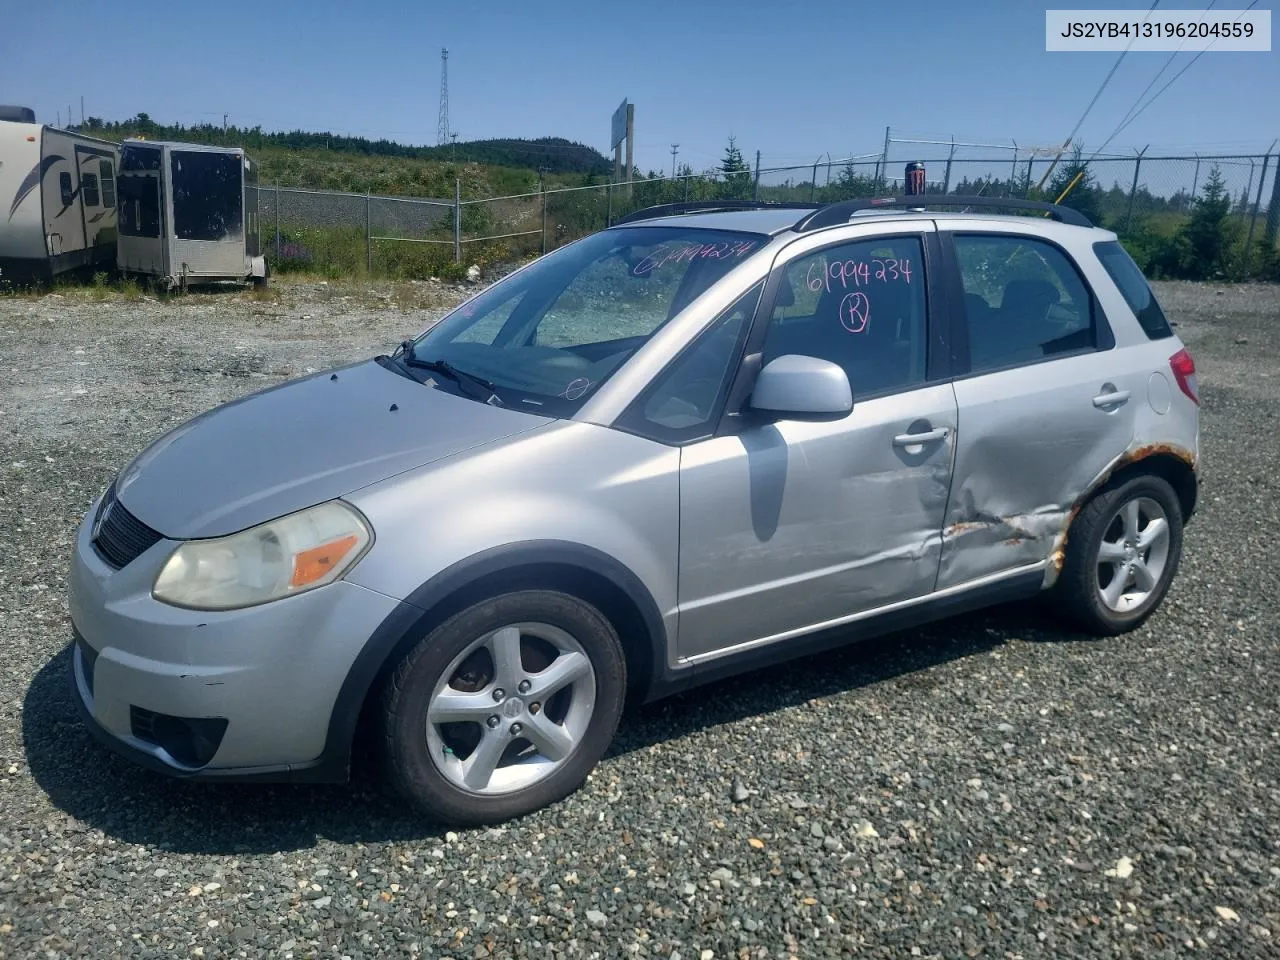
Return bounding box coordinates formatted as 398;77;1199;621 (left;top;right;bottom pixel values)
645;564;1046;701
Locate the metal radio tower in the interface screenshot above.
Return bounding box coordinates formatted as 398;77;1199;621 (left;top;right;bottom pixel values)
437;48;450;146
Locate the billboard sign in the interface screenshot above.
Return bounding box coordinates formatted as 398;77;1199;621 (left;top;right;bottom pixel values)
611;99;629;149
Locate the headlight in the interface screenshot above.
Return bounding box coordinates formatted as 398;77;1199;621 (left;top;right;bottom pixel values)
153;501;372;610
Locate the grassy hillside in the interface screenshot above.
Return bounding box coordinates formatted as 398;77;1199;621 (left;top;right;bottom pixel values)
74;115;609;199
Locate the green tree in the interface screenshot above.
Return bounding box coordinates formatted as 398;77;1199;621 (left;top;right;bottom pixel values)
719;136;752;198
1178;165;1237;280
1046;146;1104;225
832;163;876;199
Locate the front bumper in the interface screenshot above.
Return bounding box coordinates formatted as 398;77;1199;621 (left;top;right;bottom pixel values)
67;494;400;781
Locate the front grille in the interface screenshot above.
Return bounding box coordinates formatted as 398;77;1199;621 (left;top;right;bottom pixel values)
91;480;163;569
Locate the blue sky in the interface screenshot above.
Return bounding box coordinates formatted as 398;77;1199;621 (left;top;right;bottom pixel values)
3;0;1276;173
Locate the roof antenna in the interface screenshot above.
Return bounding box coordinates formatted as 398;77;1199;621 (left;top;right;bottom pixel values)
904;161;927;211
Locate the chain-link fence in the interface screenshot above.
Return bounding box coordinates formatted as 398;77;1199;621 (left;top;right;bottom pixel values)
251;147;1280;282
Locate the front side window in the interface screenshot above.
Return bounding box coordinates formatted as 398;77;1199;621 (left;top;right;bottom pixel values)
59;172;73;207
409;226;768;415
759;235;928;397
171;151;243;241
617;281;763;444
954;234;1099;372
81;172;100;207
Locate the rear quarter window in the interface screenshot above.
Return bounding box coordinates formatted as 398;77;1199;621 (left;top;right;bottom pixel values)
1093;240;1173;340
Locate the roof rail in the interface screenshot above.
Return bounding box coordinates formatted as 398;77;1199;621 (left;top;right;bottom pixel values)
792;195;1093;232
614;200;821;226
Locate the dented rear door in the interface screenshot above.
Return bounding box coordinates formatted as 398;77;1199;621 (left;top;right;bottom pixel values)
936;226;1142;589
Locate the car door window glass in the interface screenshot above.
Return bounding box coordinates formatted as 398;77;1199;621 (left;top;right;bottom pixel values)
59;172;74;207
618;282;763;444
955;234;1096;371
760;236;927;397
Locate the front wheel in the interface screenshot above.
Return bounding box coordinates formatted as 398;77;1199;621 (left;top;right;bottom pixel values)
379;590;627;825
1052;474;1185;635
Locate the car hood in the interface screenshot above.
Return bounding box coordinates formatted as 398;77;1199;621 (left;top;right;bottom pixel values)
114;359;551;539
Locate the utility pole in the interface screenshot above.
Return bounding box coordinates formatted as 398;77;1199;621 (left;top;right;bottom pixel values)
670;144;679;179
223;113;228;132
80;96;84;126
451;131;458;164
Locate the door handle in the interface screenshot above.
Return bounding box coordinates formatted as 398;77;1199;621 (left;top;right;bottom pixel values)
1092;389;1131;409
893;427;950;447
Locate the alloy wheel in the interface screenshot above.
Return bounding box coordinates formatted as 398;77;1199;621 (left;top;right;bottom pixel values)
425;622;596;795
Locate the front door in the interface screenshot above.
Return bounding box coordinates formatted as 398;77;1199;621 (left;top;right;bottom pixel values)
675;225;958;661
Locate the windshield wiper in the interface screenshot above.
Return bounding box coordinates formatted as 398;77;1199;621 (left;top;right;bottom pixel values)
399;342;504;406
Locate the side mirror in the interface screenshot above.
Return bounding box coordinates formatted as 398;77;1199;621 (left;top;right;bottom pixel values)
747;354;852;421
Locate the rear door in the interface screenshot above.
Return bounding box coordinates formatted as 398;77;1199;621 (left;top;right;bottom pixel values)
936;224;1144;588
671;222;959;660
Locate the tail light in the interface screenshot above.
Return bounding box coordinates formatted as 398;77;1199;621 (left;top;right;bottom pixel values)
1169;348;1199;406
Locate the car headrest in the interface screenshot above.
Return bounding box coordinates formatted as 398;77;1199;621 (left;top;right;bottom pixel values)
1001;279;1060;312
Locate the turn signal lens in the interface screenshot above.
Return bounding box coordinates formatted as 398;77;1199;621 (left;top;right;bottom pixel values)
291;534;360;587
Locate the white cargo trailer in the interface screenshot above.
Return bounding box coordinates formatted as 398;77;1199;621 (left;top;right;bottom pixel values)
116;138;265;289
0;106;121;284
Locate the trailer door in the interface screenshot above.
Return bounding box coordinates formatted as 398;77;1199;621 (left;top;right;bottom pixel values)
117;143;166;277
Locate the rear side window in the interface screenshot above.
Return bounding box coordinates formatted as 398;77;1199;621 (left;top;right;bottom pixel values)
1093;240;1173;340
954;234;1102;373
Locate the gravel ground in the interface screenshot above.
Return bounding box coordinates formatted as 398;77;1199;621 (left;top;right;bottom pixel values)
1;277;1278;959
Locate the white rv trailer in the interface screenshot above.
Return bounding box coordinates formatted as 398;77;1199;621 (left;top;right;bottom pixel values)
0;106;121;284
116;138;266;289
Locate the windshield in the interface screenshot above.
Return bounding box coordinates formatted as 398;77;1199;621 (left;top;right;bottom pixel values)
408;226;768;414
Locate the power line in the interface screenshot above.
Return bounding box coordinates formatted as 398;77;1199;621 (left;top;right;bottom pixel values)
1092;0;1260;157
1059;0;1160;151
1107;0;1217;139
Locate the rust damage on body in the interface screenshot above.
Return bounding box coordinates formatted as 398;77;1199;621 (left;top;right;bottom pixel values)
945;512;1044;544
1044;442;1197;585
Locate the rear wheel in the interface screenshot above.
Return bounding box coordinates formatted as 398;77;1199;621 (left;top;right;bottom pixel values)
379;590;626;825
1052;474;1184;635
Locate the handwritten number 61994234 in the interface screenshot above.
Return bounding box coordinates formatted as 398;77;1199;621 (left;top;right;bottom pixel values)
807;257;912;294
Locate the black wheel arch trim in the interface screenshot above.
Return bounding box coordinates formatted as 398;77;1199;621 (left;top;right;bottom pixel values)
318;540;671;782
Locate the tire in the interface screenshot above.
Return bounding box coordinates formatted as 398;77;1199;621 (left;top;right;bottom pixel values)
379;590;627;825
252;259;270;288
1052;474;1184;636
